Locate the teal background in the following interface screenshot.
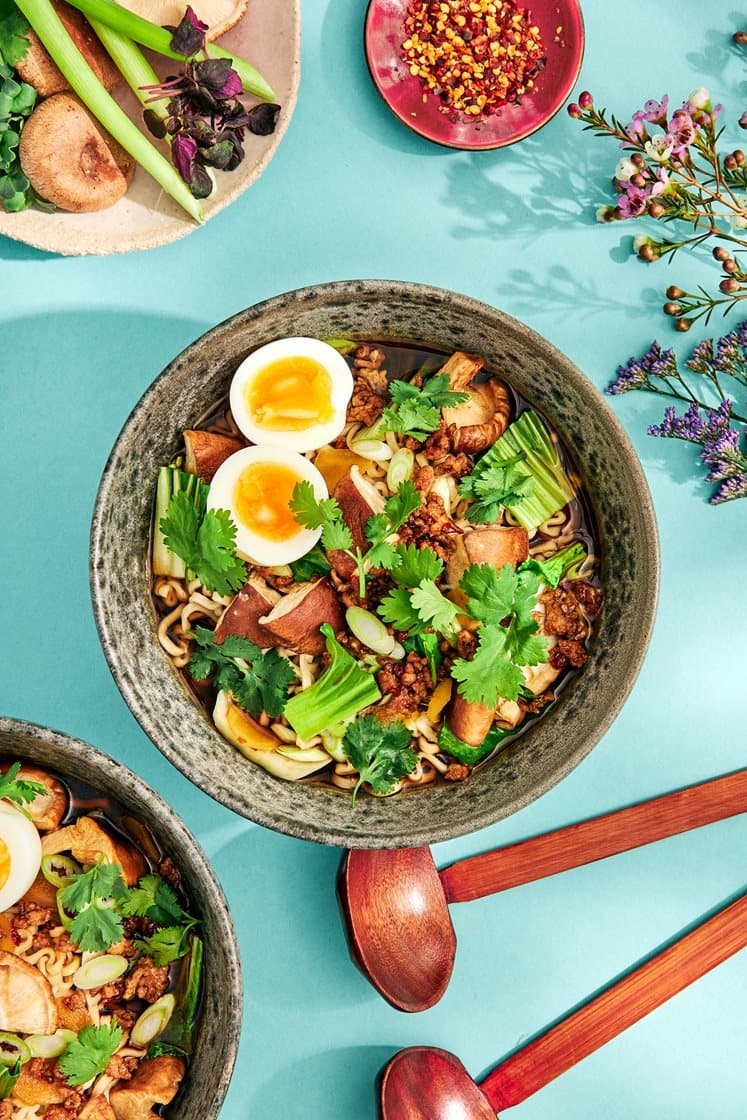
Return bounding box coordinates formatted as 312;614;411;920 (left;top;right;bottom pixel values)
2;1;746;1116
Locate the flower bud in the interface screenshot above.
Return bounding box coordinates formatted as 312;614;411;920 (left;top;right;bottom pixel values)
638;243;657;261
663;302;682;316
725;154;738;171
614;157;637;182
567;102;582;119
720;278;740;294
688;88;710;109
740;111;747;130
631;173;647;189
713;246;730;261
735;149;746;165
648;201;665;219
675;318;692;332
578;91;593;110
733;30;747;44
632;153;646;168
723;259;738;274
666;286;684;300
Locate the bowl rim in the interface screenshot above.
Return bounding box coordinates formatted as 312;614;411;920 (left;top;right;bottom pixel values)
363;0;585;151
0;714;242;1118
90;279;660;847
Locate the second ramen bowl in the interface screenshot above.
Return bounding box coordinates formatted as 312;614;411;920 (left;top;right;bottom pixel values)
91;280;658;848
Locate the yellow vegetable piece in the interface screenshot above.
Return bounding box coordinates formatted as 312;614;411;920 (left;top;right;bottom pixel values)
314;448;370;493
427;678;453;724
223;697;280;753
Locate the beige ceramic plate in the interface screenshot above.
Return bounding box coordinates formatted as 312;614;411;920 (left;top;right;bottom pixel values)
0;0;300;255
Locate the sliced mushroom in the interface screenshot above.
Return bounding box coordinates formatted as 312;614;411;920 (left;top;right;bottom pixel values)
446;526;529;589
110;1056;186;1120
0;951;57;1035
19;94;130;212
215;577;282;647
327;466;386;580
495;698;523;730
0;763;67;831
16;1;120;96
445;695;496;747
439;351;511;454
184;429;245;482
260;579;345;654
41;816;146;886
522;658;561;696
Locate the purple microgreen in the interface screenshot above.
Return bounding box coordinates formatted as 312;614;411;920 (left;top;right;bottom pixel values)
193;58;242;99
166;6;208;58
247;102;281;135
144;109;168;139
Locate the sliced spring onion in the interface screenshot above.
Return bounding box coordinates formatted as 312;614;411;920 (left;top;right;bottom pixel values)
62;0;276;100
27;1031;77;1060
386;447;414;491
319;721;351;763
322;338;356;355
41;853;80;889
153;466;208;577
72;954;128;990
0;1035;30;1067
276;746;331;763
345;606;395;656
348;438;392;462
389;640;406;660
130;994;176;1048
14;0;204;222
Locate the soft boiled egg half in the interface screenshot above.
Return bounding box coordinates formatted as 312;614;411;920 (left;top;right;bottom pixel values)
207;445;329;566
0;801;42;911
229;337;354;453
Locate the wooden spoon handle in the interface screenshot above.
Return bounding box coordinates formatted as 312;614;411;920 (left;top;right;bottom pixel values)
439;769;747;904
481;891;747;1111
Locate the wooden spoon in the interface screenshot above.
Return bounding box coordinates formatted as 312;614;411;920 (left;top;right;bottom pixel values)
381;889;747;1119
340;767;747;1011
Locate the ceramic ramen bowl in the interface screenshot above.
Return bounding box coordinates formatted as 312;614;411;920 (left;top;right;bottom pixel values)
0;716;242;1119
90;280;659;848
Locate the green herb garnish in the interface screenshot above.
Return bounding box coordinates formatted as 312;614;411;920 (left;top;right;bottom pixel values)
60;861;128;952
160;490;247;596
0;7;37;215
0;1059;21;1100
458;451;535;524
59;1022;123;1086
189;626;295;719
380;374;470;440
450;563;549;705
342;713;418;804
390;543;444;587
134;924;195;967
0;761;47;809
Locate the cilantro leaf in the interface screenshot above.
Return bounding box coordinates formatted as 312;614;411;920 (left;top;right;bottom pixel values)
321;518;353;551
59;1022;123;1087
410;579;460;636
459;452;535;525
289;481;342;530
189;626;295;718
391;544;443;587
134;924;195;966
364;539;400;572
381;374;470;440
0;761;47;809
0;5;31;69
60;861;129;952
120;874;190;928
290;546;331;581
342;714;418;804
377;587;421;633
450;564;549;705
160;491;246;596
381;479;421;531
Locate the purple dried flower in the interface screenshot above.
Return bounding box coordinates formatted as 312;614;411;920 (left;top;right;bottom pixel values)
607;358;648;395
701;397;733;439
685;337;715;374
711;475;747;503
701;427;744;481
714;328;743;373
648;401;707;442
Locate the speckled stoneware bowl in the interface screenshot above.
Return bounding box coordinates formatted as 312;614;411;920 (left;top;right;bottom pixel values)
91;280;659;848
0;716;241;1119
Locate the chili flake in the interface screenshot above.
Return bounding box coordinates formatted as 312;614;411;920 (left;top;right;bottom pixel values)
401;0;545;119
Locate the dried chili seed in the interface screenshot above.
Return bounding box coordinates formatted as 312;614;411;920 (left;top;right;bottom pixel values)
402;0;545;119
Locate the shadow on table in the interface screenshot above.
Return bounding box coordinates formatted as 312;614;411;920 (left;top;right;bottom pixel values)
686;17;747;93
210;824;372;1014
0;235;57;262
249;1045;396;1120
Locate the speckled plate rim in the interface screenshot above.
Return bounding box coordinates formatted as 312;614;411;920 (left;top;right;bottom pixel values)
0;714;242;1118
90;280;660;848
363;0;585;151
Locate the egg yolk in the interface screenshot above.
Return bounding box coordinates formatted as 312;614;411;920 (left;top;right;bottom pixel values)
247;357;334;431
234;462;305;542
0;838;10;891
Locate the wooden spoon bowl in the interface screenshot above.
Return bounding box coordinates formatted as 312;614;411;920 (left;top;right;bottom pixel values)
382;1048;495;1120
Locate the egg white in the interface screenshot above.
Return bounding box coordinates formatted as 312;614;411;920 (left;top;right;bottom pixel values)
207;445;328;566
0;802;42;911
229;337;354;453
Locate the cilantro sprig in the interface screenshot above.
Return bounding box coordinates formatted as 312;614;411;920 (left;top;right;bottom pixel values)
380;374;470;441
59;1022;123;1086
342;714;418;804
60;861;129;953
159;490;247;596
0;761;47;809
450;563;549;705
290;480;422;598
458;452;535;525
189;626;295;718
120;872;198;965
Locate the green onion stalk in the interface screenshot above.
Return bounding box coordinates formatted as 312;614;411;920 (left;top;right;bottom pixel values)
13;0;203;221
62;0;276;101
88;20;167;125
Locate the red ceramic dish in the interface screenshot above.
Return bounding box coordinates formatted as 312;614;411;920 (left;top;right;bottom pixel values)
365;0;584;150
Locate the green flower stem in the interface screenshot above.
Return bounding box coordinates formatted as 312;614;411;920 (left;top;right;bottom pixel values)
14;0;203;222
